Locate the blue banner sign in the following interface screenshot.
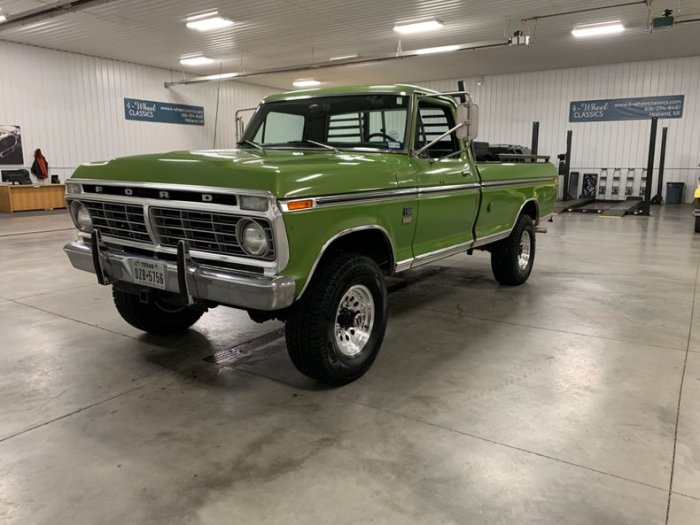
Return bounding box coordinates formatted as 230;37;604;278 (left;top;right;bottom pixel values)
124;98;205;126
569;95;684;122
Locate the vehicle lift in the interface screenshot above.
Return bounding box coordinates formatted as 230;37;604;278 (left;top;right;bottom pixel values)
556;118;666;217
554;130;595;213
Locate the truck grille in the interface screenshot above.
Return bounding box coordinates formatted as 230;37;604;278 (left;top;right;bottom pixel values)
150;207;275;260
83;201;150;243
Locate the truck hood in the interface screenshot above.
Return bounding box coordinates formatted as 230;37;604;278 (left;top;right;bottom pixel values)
71;149;404;199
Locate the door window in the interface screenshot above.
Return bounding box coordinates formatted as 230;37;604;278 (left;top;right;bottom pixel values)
415;103;459;158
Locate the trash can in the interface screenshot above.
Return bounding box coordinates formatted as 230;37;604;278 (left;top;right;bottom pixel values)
666;182;685;204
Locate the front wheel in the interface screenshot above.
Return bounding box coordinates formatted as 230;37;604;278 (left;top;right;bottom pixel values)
285;253;388;386
695;216;700;233
112;287;206;335
490;214;536;286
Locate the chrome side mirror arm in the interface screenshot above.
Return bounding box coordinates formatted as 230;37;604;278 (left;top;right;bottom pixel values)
413;122;466;158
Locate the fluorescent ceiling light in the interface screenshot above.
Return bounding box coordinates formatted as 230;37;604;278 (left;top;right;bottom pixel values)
180;55;214;66
186;11;234;31
330;54;358;61
199;72;238;81
572;21;625;38
293;79;321;88
394;18;443;34
413;44;460;55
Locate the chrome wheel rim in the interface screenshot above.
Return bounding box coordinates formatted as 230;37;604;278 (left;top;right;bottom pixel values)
334;284;375;357
518;230;532;270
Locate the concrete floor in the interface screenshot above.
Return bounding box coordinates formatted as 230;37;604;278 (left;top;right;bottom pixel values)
1;206;700;524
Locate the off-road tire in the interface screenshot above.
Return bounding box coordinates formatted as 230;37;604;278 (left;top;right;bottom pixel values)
112;287;205;335
285;253;388;386
490;214;536;286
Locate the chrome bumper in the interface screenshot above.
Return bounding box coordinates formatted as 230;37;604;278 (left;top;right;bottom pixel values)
63;240;295;311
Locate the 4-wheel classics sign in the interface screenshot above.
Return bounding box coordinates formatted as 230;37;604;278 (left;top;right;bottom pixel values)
124;98;205;126
569;95;685;123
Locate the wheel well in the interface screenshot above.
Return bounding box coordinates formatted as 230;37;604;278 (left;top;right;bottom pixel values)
322;229;394;275
520;200;539;223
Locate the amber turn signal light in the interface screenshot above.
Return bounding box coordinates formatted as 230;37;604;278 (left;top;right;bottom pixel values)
286;199;314;211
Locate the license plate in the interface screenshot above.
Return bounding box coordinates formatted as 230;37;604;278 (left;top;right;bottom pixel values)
132;260;167;290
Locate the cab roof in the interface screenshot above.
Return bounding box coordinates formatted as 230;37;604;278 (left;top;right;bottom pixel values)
263;84;444;103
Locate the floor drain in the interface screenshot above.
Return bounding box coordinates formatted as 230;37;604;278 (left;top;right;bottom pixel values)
204;327;285;364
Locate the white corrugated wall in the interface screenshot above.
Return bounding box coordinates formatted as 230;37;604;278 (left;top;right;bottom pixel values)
3;39;699;201
0;40;273;182
421;56;700;202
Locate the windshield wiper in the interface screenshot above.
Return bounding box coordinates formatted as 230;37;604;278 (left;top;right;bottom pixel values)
305;140;339;153
238;140;264;151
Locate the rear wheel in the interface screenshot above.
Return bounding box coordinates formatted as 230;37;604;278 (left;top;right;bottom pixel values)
490;214;536;286
285;253;388;386
695;216;700;233
112;287;206;335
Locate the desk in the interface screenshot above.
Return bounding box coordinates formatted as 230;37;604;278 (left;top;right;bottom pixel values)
0;184;66;213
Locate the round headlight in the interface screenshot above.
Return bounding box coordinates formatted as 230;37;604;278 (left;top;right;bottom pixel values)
238;219;269;257
71;201;93;232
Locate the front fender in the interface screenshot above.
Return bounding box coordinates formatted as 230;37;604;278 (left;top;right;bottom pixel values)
279;198;416;297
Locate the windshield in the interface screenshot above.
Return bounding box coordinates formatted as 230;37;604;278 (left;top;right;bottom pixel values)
242;94;409;151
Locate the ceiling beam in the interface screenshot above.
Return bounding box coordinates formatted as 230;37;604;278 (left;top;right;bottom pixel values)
521;0;649;23
165;39;510;87
0;0;114;32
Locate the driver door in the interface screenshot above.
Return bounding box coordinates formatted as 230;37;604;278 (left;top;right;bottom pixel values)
410;99;480;258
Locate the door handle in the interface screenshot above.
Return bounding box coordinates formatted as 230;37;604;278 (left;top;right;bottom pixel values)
461;168;471;177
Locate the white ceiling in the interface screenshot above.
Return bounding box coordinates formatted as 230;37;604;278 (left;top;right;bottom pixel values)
0;0;699;89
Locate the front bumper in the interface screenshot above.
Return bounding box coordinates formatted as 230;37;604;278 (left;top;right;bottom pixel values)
64;240;296;311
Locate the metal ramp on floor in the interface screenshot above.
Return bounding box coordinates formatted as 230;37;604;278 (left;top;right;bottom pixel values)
599;199;644;217
554;198;593;213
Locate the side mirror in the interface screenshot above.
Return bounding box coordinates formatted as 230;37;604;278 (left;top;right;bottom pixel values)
455;102;479;141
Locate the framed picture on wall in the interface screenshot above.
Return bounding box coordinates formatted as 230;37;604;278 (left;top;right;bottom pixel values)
0;125;24;165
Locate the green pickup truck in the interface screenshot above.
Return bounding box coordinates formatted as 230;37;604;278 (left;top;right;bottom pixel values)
64;84;557;385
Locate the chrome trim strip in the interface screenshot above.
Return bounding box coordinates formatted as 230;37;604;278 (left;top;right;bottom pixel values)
282;183;481;212
65;186;273;216
516;198;540;225
392;229;513;271
411;241;472;269
315;188;417;205
394;258;413;273
269;200;290;273
471;230;512;248
419;183;480;195
142;200;157;242
176;240;195;306
296;225;396;299
282;178;554;212
96;234;278;270
68;178;272;198
481;176;556;188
